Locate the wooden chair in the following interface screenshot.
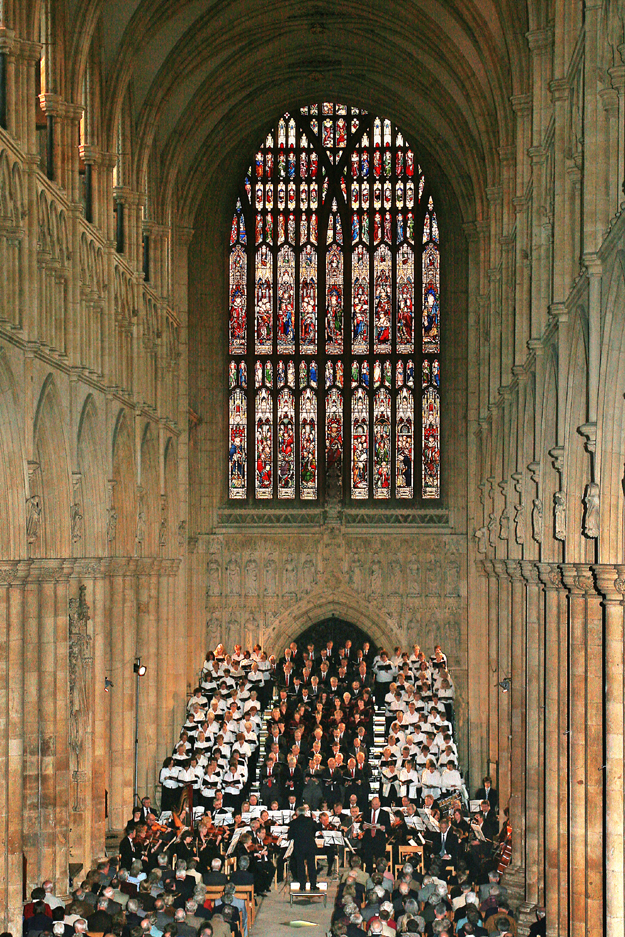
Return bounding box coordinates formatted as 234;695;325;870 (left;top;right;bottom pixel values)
204;885;255;931
397;844;424;874
204;885;225;907
235;884;255;926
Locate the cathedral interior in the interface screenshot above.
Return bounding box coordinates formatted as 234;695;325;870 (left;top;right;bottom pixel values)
1;0;625;934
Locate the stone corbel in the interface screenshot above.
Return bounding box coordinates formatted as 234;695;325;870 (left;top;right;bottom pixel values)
578;422;597;455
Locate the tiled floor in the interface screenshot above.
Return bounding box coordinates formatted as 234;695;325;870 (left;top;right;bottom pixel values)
250;876;337;935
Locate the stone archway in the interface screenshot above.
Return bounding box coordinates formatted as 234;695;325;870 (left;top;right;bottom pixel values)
268;582;403;658
294;617;376;655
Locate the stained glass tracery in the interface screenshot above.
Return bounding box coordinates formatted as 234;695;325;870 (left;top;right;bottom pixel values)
228;103;442;501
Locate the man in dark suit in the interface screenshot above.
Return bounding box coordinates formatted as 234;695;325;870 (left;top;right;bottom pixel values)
119;828;137;871
360;797;390;872
260;755;283;805
281;755;303;806
475;775;498;810
87;897;114;934
229;854;255;888
203;857;229;886
479;800;499;841
431;817;460;865
288;806;319;890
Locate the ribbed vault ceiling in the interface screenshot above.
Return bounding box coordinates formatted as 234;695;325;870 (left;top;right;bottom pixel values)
65;0;530;224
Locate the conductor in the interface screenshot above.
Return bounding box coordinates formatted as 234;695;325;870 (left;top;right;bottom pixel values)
288;805;318;890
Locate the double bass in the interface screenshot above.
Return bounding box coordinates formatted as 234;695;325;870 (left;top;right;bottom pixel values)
496;819;512;874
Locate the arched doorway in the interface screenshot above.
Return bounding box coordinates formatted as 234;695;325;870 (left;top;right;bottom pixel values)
293;616;376;654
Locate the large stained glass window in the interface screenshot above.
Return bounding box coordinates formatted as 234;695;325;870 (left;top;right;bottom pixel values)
228;103;441;501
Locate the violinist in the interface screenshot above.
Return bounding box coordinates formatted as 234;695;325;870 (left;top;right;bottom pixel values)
237;832;273;896
172;830;197;865
386;809;410;867
344;805;364;851
316;810;337;876
209;792;232;838
196;817;223;872
450;806;471;858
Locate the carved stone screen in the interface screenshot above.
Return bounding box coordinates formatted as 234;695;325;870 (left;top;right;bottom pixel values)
228;104;441;503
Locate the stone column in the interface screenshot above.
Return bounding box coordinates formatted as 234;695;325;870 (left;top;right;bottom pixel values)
482;560;500;779
519;561;544;913
504;559;526;901
136;558;155;799
22;560;74;893
493;559;512;811
68;562;104;877
157;568;172;786
107;559;138;830
536;563;568;936
122;561;138;812
560;563;590;934
0;561;30;934
91;561;109;862
594;564;624;937
583;567;603;935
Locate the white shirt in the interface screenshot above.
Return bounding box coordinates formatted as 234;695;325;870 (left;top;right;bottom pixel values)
44;895;65;911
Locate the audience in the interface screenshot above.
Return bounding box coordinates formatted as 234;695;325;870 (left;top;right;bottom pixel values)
21;636;521;937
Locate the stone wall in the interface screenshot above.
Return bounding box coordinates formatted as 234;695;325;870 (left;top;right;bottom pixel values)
200;520;469;766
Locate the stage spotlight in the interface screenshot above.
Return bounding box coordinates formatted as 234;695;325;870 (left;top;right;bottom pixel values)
498;677;511;693
133;658;147;676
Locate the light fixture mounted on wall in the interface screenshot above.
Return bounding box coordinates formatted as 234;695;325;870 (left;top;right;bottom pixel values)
104;677;114;692
498;677;511;693
133;658;147;676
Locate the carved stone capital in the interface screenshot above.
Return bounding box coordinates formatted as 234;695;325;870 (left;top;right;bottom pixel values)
492;559;510;582
73;558;104;578
29;559;75;583
519;560;540;585
0;563;18;584
135;558;156;577
162;558;182;577
537;562;564;591
560;563;587;594
593;564;625;601
504;559;524;582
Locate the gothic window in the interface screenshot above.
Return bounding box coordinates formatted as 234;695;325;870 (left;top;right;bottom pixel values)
228;103;441;502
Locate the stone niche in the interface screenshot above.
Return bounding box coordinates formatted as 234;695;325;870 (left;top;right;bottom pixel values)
201;520;468;761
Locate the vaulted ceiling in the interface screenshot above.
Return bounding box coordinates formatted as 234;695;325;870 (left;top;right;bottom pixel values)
59;0;530;223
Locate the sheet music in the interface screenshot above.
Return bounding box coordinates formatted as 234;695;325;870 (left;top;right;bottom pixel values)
213;812;234;827
322;831;344;846
470;820;487;841
226;827;245;855
469;799;482;813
